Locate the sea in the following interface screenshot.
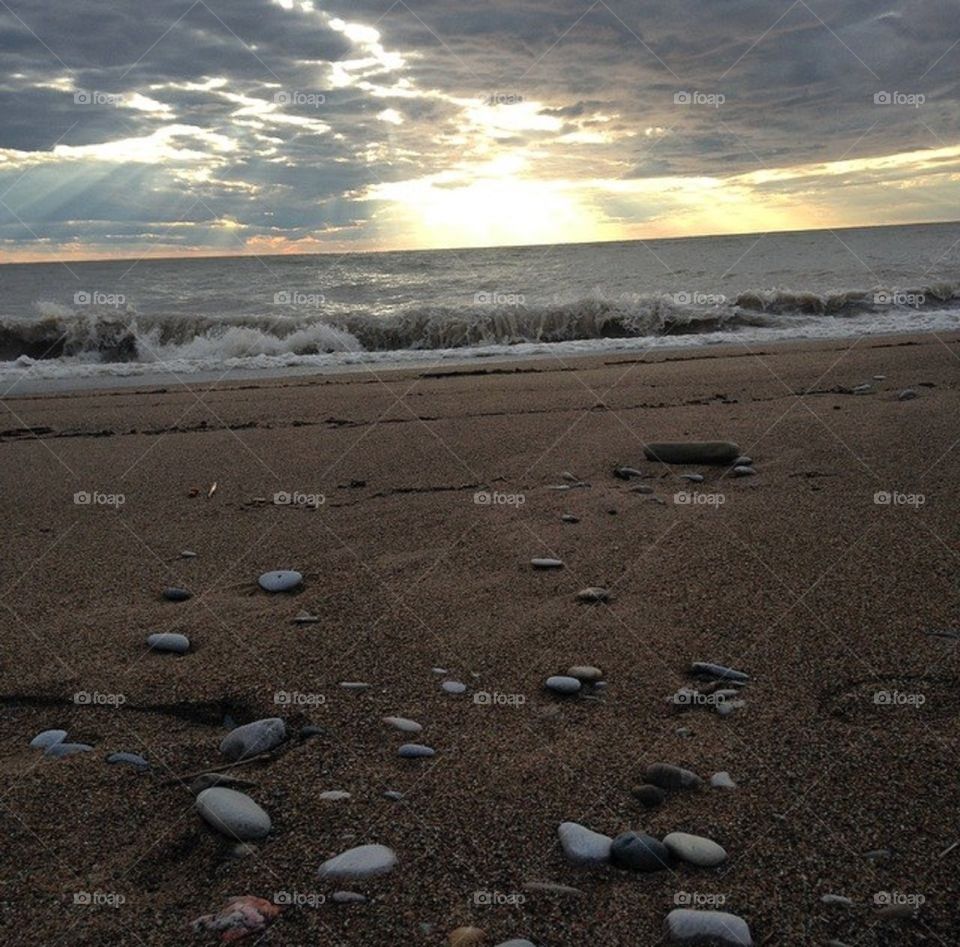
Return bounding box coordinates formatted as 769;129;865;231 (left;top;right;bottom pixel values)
1;221;958;393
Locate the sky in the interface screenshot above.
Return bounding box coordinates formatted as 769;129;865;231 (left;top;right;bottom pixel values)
0;0;958;261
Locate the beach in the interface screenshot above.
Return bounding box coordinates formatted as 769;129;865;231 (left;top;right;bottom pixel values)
1;331;958;945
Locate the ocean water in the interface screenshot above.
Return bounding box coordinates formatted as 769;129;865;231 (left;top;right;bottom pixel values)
1;221;958;392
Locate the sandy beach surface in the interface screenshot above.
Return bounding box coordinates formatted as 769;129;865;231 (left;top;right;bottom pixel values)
0;332;958;946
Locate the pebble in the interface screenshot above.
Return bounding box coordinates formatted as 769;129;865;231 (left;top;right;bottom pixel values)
821;894;854;906
545;675;581;695
531;557;563;569
876;902;919;919
317;843;397;880
561;514;579;523
292;612;320;624
196;787;271;840
106;751;149;770
576;587;611;603
558;821;612;865
442;680;467;695
645;762;703;790
384;790;404;801
180;550;197;558
733;456;752;466
300;725;325;739
147;632;190;654
681;473;704;482
898;388;917;400
29;729;67;750
710;771;737;789
340;681;371;691
162;587;192;601
258;569;303;592
318;790;351;801
690;662;749;683
852;383;873;394
663;832;727;867
613;465;643;479
383;716;423;734
873;375;886;381
566;665;603;682
432;667;448;675
522;881;584;897
191;896;279;940
664;908;753;945
449;927;486;946
220;718;286;761
645;442;740;465
331;891;367;904
629;484;655;494
732;466;755;477
632;784;666;807
398;743;435;758
45;742;93;758
675;726;692;737
610;831;670;872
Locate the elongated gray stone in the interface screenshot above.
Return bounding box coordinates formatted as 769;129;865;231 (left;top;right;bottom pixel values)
220;718;286;761
566;665;603;682
162;587;192;601
398;743;435;758
147;632;190;654
196;787;271;840
30;729;67;750
258;569;303;592
665;909;752;945
663;832;727;867
645;442;740;465
576;587;611;603
732;466;756;477
545;675;581;695
383;716;422;734
690;662;749;683
558;821;612;865
645;763;703;790
45;742;93;758
106;751;149;769
318;843;397;880
442;680;467;694
522;881;583;896
610;831;670;872
531;557;563;569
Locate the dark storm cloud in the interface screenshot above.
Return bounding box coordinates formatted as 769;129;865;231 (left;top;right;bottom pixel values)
0;0;957;255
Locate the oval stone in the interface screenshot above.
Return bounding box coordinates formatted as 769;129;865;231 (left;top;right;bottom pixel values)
531;558;563;569
663;832;727;867
317;843;397;880
398;743;435;758
664;908;752;946
106;751;149;769
196;787;271;840
162;587;192;601
147;632;190;654
383;716;423;733
545;675;581;695
441;680;467;695
610;831;670;872
45;742;93;758
576;588;610;603
732;465;755;477
30;729;67;750
566;665;603;682
557;821;612;865
331;891;367;904
644;763;703;790
220;718;286;761
258;570;303;592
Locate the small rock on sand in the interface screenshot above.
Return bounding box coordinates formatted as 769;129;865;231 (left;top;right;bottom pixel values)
664;908;753;945
442;680;467;694
645;762;703;790
576;587;611;603
545;675;581;695
663;832;727;867
898;388;917;401
610;831;670;872
645;442;740;465
732;466;755;477
561;513;579;523
690;662;749;683
558;821;612;865
258;569;303;592
318;843;397;880
566;665;603;682
162;587;191;601
681;473;704;482
147;632;190;654
531;557;563;569
340;681;371;691
196;787;271;840
106;751;149;770
383;716;423;733
821;894;854;906
522;881;584;897
398;743;435;758
220;718;286;761
318;790;351;801
332;891;367;904
45;742;93;758
710;771;737;789
30;729;67;750
632;784;667;807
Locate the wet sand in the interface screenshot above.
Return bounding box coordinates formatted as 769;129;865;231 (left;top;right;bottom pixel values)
0;332;958;945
